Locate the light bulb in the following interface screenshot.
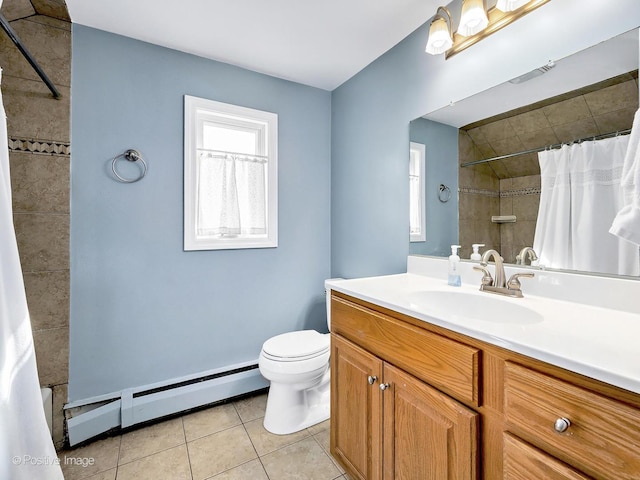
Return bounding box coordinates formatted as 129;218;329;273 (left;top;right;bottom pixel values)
458;0;488;37
425;17;453;55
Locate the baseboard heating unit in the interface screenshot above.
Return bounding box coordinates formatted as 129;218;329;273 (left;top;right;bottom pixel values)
65;360;268;446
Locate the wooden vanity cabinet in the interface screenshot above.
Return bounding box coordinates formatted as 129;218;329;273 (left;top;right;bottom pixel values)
330;291;640;480
330;295;479;480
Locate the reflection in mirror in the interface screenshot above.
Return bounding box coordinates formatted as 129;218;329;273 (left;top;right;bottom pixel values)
412;28;640;277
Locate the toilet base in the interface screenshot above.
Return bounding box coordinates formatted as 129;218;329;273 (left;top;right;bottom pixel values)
263;369;330;435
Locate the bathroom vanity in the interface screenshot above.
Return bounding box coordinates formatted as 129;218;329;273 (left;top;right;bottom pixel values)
327;256;640;480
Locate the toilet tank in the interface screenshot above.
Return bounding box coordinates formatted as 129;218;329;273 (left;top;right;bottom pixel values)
324;279;344;331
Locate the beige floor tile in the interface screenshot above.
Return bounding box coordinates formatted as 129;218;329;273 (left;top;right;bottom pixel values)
209;458;268;479
313;430;344;474
307;419;330;436
233;393;267;423
59;435;120;480
188;424;257;480
261;437;340;480
85;468;116;480
244;417;310;456
183;403;241;442
116;444;191;480
118;417;185;465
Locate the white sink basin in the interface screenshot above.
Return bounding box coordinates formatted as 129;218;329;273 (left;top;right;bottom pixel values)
408;290;543;325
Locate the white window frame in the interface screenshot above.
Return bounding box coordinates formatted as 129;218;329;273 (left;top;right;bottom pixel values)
184;95;278;250
410;142;426;242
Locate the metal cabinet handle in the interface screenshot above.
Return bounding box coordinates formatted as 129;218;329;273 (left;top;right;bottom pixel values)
379;383;390;391
554;417;571;433
367;375;378;385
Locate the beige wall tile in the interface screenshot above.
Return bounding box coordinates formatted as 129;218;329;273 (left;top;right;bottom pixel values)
477;118;516;143
33;326;68;386
466;126;487;144
593;107;637;134
458;131;475;164
475;142;497;160
13;213;69;272
2;75;70;142
512;175;541;189
0;0;35;21
507;109;551;135
0;18;71;86
25;14;71;30
85;468;117;480
24;270;69;330
583;80;639;116
542;96;592;126
30;0;71;21
10;152;70;213
517;127;559;151
552;117;599;143
504;154;540;178
512;194;540;222
489;136;526;157
488;160;509;179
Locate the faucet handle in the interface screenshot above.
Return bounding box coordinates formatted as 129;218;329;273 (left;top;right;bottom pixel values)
473;266;493;286
507;272;535;291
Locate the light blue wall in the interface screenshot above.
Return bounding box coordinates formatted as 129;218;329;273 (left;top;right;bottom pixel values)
409;118;458;257
331;0;640;279
70;26;331;401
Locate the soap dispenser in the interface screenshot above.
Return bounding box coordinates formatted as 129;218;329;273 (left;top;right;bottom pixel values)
470;244;485;262
448;245;462;287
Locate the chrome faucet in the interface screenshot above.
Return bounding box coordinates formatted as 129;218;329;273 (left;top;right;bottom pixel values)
473;249;534;298
480;249;505;288
516;247;538;266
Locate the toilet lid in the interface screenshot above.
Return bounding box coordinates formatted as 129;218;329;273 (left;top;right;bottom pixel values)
262;330;329;359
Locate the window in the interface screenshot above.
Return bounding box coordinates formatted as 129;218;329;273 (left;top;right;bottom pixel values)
184;96;278;250
409;142;426;242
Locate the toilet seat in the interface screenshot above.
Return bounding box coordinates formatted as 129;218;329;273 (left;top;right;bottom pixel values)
262;330;329;362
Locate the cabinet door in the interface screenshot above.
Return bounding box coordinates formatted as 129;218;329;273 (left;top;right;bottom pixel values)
503;433;591;480
382;364;478;480
331;334;384;480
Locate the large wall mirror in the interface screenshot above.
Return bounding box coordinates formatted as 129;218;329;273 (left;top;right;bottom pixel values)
410;27;639;278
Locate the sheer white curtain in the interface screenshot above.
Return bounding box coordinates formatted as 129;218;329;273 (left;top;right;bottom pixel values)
0;69;63;478
533;135;639;276
196;153;267;236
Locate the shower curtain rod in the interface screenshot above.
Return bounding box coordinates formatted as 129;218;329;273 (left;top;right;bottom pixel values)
0;13;60;99
461;128;632;168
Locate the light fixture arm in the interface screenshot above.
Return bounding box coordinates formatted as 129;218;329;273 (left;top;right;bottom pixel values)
434;6;453;41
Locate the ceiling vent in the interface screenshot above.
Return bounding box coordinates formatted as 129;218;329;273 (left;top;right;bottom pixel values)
509;60;556;84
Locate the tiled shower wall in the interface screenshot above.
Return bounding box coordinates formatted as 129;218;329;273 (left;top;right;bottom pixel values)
1;0;71;448
459;74;639;263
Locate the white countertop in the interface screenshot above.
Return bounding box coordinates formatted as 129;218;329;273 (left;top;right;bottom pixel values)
326;257;640;395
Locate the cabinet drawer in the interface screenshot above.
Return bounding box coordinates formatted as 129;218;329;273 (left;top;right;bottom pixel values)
504;362;640;480
504;433;591;480
332;295;480;406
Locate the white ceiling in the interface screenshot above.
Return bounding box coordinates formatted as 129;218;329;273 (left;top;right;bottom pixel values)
65;0;440;91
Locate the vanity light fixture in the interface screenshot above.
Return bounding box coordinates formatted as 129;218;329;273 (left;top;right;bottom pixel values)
458;0;489;36
495;0;531;12
425;0;552;59
425;6;453;55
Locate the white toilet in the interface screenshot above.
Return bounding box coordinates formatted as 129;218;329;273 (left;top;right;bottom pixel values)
258;282;339;435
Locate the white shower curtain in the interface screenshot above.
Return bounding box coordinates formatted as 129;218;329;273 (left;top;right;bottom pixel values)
533;135;640;276
0;68;64;478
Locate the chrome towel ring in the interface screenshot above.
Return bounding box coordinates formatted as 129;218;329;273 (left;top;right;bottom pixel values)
438;183;451;203
112;149;147;183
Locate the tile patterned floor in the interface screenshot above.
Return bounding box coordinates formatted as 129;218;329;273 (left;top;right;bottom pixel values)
59;393;350;480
